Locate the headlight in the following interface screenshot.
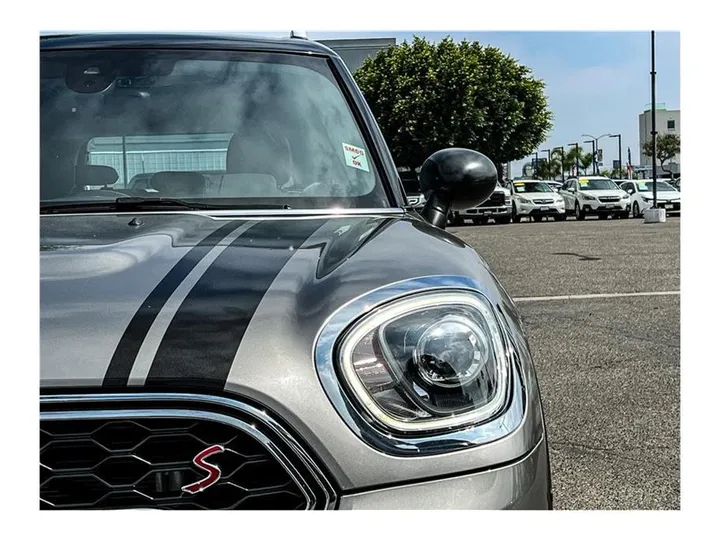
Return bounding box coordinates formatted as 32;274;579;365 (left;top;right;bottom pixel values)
621;193;629;199
580;193;596;200
642;196;652;202
555;197;564;204
337;291;509;433
504;195;511;205
517;196;532;204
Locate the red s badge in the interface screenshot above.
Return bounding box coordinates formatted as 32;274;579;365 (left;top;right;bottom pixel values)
181;445;225;494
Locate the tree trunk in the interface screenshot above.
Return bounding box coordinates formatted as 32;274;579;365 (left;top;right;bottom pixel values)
495;161;504;185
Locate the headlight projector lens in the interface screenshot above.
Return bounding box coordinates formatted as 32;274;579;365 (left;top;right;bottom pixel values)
413;315;489;388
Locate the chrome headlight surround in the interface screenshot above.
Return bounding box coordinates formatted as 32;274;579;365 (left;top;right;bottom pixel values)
314;275;526;456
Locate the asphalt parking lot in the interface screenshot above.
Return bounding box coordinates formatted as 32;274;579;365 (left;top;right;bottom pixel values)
448;216;680;510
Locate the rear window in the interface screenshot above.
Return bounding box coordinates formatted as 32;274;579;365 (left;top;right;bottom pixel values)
87;134;232;189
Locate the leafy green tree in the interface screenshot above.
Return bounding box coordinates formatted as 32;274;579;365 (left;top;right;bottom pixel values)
642;133;681;178
354;36;553;182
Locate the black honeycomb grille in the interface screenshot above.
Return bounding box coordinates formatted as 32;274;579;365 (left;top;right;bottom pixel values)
40;417;310;510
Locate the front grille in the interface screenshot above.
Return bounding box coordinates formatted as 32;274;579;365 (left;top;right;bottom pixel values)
40;396;336;510
534;199;554;204
479;192;506;208
598;196;620;202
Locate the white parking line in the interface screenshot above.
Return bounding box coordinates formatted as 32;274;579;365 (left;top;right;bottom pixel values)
513;291;681;303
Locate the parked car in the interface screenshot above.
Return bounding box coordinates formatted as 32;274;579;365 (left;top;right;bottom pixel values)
40;33;551;510
545;180;563;192
667;177;681;191
619;180;681;218
450;182;512;225
508;180;566;222
399;174;426;209
559;176;631;220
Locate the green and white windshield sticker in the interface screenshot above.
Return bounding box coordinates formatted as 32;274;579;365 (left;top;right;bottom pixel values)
342;143;369;172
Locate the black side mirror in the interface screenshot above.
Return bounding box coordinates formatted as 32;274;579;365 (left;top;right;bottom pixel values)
419;148;497;229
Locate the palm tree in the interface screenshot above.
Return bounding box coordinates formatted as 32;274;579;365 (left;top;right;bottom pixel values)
565;147;594;175
536;157;562;180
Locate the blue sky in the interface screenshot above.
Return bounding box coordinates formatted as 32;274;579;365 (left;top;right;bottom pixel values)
262;30;680;177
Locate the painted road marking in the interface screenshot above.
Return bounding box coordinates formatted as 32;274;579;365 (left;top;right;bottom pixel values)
513;291;680;303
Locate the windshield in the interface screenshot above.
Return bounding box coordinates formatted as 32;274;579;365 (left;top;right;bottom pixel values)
636;181;676;192
578;179;620;191
40;49;388;210
513;181;552;193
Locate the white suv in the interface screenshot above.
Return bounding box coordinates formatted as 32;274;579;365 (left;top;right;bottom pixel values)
559;176;631;220
618;180;681;218
509;180;566;222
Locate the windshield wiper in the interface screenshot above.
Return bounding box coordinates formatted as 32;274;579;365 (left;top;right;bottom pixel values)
40;198;292;214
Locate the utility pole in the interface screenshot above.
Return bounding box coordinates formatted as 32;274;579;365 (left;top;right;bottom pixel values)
533;151;539;179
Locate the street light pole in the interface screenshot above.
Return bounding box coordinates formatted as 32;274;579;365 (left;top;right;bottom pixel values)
583;140;596;175
568;143;580;177
554;146;565;179
542;149;552;180
610;134;622;179
651;31;658;208
534;151;539;179
582;133;612;175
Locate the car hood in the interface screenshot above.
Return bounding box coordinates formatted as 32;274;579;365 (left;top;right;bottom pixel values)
579;189;627;198
637;191;680;200
516;192;559;201
41;212;516;391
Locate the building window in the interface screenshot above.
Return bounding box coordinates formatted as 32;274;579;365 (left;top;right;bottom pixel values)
667;119;676;130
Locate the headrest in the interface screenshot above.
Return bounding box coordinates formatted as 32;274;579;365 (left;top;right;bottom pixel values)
149;171;205;197
75;165;119;187
226;130;291;186
40;149;76;200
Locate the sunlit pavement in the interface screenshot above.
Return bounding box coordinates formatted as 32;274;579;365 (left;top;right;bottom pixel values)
448;217;680;510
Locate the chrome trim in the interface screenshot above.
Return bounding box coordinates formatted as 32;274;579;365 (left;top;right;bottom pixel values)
313;275;527;456
39;208;405;220
40;393;337;510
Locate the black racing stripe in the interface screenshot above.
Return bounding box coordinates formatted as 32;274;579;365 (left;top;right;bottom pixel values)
102;220;246;387
144;218;327;389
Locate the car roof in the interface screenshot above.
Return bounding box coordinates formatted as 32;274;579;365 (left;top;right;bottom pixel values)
39;32;339;57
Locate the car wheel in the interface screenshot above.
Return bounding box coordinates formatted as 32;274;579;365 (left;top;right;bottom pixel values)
575;202;585;221
554;214;567;221
512;203;522;223
632;202;640;218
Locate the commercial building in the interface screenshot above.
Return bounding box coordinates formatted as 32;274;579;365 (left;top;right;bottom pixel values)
317;37;397;73
638;104;680;177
